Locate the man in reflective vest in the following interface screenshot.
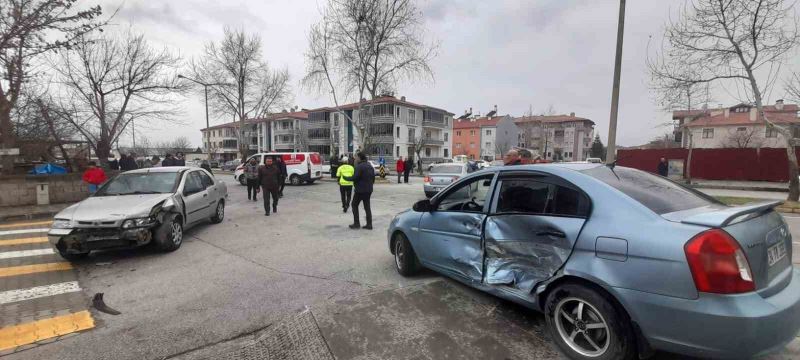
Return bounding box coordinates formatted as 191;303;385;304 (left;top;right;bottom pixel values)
336;156;355;213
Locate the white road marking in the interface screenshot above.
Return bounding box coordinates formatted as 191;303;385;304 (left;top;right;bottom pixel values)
0;281;81;304
0;248;55;260
0;228;50;236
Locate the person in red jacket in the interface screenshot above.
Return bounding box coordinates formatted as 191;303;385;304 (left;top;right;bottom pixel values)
82;161;107;193
395;156;405;184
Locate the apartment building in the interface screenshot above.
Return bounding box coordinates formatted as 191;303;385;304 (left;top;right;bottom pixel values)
514;112;594;161
673;101;800;149
268;111;310;152
305;95;454;161
452;110;518;160
200;110;309;161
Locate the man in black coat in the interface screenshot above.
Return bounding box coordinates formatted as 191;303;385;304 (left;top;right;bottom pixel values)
344;152;375;229
275;156;288;197
657;157;669;177
403;156;413;184
258;157;281;216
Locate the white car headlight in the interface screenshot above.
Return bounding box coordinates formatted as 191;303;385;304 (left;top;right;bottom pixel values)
122;217;154;229
51;219;72;229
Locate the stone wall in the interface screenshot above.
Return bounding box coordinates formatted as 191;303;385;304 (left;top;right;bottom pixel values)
0;173;91;207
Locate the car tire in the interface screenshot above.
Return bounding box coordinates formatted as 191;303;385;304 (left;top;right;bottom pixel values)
153;214;183;252
290;174;301;186
307;180;315;184
545;284;636;360
238;175;246;186
393;232;420;276
210;201;224;224
58;250;89;261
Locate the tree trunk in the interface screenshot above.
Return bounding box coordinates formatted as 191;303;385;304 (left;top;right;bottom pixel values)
0;100;17;174
95;140;111;169
785;136;799;202
685;133;693;184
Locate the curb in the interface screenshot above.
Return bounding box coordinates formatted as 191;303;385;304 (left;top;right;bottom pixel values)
0;209;60;223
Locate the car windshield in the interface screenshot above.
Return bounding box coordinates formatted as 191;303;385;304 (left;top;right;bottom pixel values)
582;166;720;215
431;165;463;174
97;172;181;196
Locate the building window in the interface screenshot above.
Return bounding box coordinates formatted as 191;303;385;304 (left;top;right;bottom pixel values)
333;113;340;127
425;147;431;157
456;130;461;136
766;126;779;138
486;129;492;136
702;128;714;139
470;142;475;148
425;131;431;139
485;142;491;149
470;130;475;136
369;123;393;136
397;126;400;138
737;127;746;132
444;149;449;158
408;109;417;125
423;109;444;124
396;107;400;118
408;128;416;141
444;133;448;141
455;143;461;148
396;146;400;156
308;128;330;139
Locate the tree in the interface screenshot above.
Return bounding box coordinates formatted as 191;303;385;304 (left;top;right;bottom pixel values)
495;138;513;159
0;0;104;173
648;0;800;200
724;127;764;148
303;0;436;152
192;27;291;159
589;135;605;160
53;32;184;167
410;131;427;173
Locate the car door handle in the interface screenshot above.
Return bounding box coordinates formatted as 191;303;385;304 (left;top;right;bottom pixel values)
536;230;566;238
203;194;208;198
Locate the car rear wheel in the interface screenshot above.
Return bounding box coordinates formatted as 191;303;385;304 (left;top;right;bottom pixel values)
154;214;183;252
290;174;301;186
210;201;224;223
238;175;246;186
393;233;420;276
545;284;635;360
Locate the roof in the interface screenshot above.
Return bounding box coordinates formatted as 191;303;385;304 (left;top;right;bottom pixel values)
513;114;595;126
453;116;501;129
201;111;308;131
682;104;800;127
305;96;454;115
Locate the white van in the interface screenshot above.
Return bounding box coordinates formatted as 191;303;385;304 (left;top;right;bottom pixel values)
234;152;324;186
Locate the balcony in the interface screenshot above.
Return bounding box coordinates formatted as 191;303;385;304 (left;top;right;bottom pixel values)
424;139;445;146
307;138;331;145
273;127;295;135
306;120;330;129
422;120;445;128
370;135;394;144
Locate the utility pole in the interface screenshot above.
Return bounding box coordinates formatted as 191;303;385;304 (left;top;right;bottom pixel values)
606;0;626;163
178;74;231;161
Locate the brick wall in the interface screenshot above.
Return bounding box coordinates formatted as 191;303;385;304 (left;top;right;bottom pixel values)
0;173;92;207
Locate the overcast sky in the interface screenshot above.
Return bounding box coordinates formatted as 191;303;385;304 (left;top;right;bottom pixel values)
99;0;799;148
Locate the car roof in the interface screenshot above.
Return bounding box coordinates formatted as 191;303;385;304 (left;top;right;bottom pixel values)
125;167;192;174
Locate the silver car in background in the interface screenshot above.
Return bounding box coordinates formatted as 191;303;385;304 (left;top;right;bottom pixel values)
47;167;227;260
423;163;472;198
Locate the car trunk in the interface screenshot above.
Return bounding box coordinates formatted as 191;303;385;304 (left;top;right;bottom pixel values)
429;174;459;186
679;201;792;293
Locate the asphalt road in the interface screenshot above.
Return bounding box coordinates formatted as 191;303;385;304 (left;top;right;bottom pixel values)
5;175;799;360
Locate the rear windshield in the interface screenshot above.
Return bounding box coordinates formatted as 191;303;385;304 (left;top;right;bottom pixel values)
582;166;719;214
431;165;463;174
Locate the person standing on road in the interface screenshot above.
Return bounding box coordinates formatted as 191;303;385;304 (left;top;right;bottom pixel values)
109;156;119;170
344;152;374;229
175;152;186;166
201;160;213;174
395;156;405;183
244;158;259;201
657;158;669;177
403;156;412;184
82;161;107;193
258;157;281;216
276;156;287;198
336;156;355;213
161;153;176;166
329;154;340;180
120;152;138;171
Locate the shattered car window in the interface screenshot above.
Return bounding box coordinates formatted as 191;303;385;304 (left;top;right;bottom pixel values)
582;166;718;215
98;172;180;196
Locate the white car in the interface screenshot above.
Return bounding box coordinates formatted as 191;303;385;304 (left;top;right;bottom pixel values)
234;152;324;185
368;160;391;176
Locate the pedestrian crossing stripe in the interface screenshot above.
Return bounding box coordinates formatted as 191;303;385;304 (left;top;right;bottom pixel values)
0;281;82;305
0;310;94;351
0;248;55;260
0;228;50;236
0;236;48;246
0;220;52;229
0;262;73;278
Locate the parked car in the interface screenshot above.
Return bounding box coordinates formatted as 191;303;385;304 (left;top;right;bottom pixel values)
221;159;241;171
234;152;323;186
427;158;454;172
388;163;799;360
423;163;472;198
48;167;227;260
209;160;220;168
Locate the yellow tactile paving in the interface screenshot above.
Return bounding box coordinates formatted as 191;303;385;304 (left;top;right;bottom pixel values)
0;236;49;246
0;310;94;351
0;220;52;229
0;262;73;278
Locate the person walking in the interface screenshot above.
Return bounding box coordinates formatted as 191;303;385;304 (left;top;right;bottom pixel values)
244;157;259;201
161;153;176;166
344;152;374;229
336;156;355;213
329;154;340;180
109;156;119;170
395;156;405;183
258;156;281;216
275;156;287;198
82;161;107;193
120;153;138;171
657;157;669;177
403;156;412;184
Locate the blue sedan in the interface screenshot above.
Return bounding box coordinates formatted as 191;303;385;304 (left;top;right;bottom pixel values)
387;163;800;359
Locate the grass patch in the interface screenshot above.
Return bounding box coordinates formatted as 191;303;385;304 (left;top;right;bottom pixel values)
714;196;766;206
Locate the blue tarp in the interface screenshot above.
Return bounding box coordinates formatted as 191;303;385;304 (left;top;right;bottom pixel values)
28;163;68;175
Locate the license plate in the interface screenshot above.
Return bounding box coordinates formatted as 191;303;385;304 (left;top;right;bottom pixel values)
767;241;787;266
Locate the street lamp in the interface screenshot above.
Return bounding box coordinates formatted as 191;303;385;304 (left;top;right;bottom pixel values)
177;74;230;161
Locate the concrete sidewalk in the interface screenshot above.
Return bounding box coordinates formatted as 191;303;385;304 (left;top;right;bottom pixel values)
0;203;69;222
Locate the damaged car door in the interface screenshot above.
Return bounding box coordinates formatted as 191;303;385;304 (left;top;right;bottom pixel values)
417;173;496;282
183;171;211;224
483;172;590;294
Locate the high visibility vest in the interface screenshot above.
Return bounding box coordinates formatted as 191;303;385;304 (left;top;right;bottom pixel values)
337;164;355;186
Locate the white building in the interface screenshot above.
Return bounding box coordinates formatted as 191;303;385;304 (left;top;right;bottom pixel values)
513;113;595;161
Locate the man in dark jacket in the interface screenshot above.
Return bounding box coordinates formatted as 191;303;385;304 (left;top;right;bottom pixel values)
275;156;287;197
403;156;413;184
175;152;186;166
120;152;138;171
162;153;176;166
344;152;375;229
258;157;281;216
329;154;339;180
657;157;669;177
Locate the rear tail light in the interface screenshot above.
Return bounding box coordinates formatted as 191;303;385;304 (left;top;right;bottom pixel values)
684;229;754;294
423;176;431;183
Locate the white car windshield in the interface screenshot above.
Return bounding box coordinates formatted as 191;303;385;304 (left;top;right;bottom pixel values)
97;172;181;196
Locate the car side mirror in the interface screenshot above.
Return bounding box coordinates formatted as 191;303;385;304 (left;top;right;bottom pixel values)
413;199;433;212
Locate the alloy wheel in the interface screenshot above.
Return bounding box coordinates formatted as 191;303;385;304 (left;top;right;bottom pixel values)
554;297;610;357
171;221;183;246
394;236;405;270
216;203;224;220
